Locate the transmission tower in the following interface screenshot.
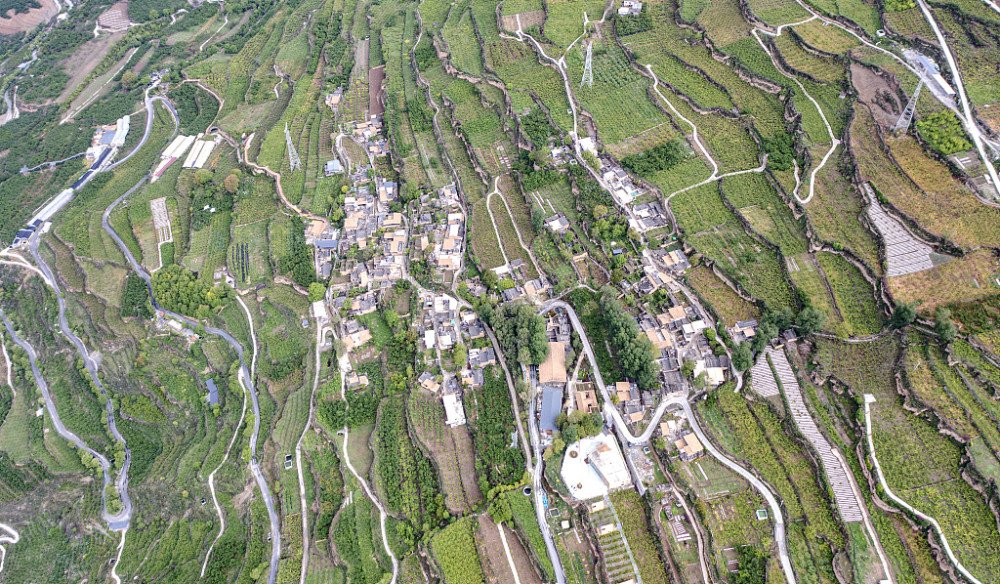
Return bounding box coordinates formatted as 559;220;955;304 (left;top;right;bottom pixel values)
580;42;593;89
285;122;302;171
892;80;923;133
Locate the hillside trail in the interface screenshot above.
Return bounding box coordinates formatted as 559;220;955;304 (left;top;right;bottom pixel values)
297;321;328;584
337;352;399;584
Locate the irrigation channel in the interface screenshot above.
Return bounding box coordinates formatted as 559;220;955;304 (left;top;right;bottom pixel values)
102;179;282;584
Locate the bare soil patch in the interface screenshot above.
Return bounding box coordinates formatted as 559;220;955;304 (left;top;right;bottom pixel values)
97;1;131;31
500;10;545;32
850;63;900;129
57;31;126;103
475;514;516;584
368;65;385;117
505;523;544;584
0;0;57;35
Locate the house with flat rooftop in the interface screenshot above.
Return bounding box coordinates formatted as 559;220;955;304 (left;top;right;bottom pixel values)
539;341;567;385
561;431;632;500
675;432;704;461
324;159;344;175
575;387;599;414
418;371;440;392
544;212;570;233
443;393;466;426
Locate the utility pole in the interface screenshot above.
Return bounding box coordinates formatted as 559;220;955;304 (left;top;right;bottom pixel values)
581;42;593;89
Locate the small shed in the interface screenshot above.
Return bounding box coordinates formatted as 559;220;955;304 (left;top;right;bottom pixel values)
206;378;219;406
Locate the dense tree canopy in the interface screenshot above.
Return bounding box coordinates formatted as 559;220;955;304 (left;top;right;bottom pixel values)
599;289;658;389
121;273;152;319
151;264;233;319
488;303;549;365
916;111;971;155
620;140;685;177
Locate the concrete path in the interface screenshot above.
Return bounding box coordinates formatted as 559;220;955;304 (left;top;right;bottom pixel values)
337;351;399;584
864;394;981;584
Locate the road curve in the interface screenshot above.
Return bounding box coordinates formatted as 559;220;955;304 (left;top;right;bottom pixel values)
27;235;134;530
0;522;19;574
106;93;179;172
0;312;128;529
102;182;282;584
536;300;795;584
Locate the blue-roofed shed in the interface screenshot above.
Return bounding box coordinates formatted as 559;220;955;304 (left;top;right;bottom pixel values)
325;160;343;175
206;378;219;406
539;385;564;435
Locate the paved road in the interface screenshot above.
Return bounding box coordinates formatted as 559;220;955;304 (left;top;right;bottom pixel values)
915;0;1000;199
0;312;129;528
864;395;982;584
102;183;282;584
8;233;132;531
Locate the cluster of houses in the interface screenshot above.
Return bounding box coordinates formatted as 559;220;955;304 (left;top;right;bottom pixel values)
600;159;644;207
412;292;499;428
617;0;643;16
352;116;390;158
412;184;466;280
630;201;670;232
658;412;704;462
489;261;552;304
308;177;406;290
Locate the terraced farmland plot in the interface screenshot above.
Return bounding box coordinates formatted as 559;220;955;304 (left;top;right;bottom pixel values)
588;503;641;584
793;19;861;54
888;249;1000;311
935;10;1000;105
443;5;484;77
862;184;934;277
686;265;761;326
696;0;752;46
750;347;782;398
800;151;882;273
564;38;671;146
544;0;606;47
772;33;846;84
470;199;505;269
869;379;1000;582
816;252;885;336
850;106;999;248
408;393;481;514
745;0;811;26
230;221;271;287
771;348;863;522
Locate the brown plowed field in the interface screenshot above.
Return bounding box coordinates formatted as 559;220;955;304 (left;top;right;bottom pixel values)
475;514;544;584
0;0;57;35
